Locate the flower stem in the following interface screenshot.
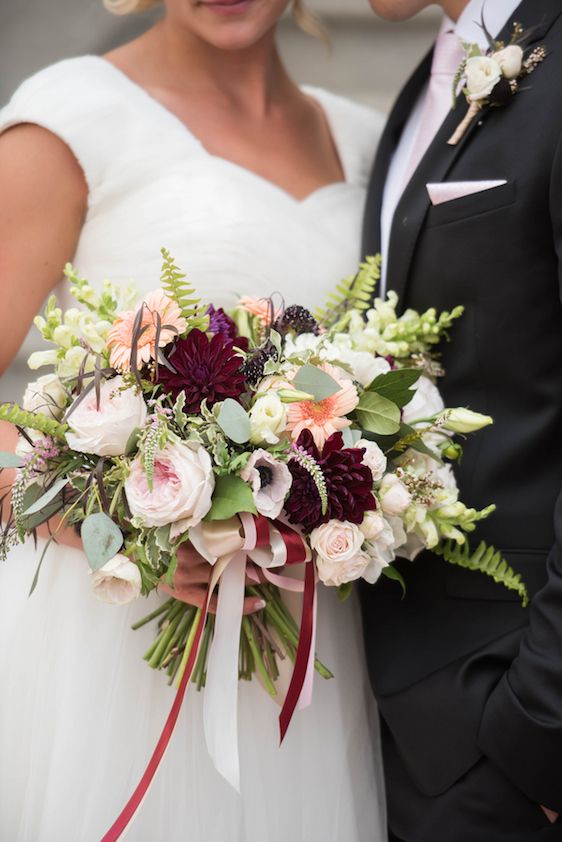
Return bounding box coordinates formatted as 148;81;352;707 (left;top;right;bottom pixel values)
131;598;174;631
175;608;202;689
242;617;277;697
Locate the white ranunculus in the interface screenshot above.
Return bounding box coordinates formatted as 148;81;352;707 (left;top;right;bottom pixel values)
125;440;214;536
442;408;493;434
494;45;523;80
23;374;67;420
65;376;147;456
402;376;444;426
379;473;411;516
465;55;502;102
361;510;386;541
310;520;368;586
90;553;142;605
330;337;392;387
357;439;387;482
249;393;287;445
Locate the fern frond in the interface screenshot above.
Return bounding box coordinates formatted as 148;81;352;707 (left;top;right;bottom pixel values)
160;248;209;332
434;540;529;607
0;403;68;441
315;255;381;327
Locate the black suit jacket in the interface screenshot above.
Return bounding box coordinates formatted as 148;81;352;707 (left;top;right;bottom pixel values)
360;0;562;811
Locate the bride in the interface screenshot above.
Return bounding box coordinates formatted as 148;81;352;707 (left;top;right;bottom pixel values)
0;1;386;839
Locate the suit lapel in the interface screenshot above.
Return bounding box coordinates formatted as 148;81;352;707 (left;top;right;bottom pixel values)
384;0;562;304
362;50;432;257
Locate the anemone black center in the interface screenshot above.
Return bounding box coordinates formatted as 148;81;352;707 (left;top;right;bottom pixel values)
257;465;273;488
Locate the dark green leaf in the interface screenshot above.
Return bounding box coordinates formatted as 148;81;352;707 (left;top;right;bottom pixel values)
382;564;406;598
28;537;54;596
23;478;68;516
368;369;421;408
125;427;142;456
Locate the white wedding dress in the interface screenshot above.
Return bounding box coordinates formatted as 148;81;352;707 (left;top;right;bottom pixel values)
0;57;387;842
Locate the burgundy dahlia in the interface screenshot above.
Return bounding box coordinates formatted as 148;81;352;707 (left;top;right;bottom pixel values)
157;329;246;411
285;430;376;533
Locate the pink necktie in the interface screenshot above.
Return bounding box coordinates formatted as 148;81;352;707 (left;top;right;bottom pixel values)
401;26;464;190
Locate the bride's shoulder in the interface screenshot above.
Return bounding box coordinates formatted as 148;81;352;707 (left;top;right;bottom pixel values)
303;86;385;184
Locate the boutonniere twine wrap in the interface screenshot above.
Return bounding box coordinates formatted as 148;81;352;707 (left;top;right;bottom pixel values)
448;21;547;146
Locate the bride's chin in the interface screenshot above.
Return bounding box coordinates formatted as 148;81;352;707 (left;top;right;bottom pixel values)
168;0;286;51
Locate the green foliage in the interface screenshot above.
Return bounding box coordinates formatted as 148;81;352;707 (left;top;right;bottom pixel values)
434;540;529;607
315;255;381;327
81;512;124;571
0;403;68;440
204;474;257;521
160;248;209;332
293;364;341;401
381;563;406;597
217;399;251;444
355;392;401;436
367;369;422;407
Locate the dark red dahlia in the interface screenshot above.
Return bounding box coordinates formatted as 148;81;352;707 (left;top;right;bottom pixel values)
285;430;376;533
157;329;246;411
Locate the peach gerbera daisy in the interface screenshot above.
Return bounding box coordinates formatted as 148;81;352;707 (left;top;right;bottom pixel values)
107;289;187;372
238;296;281;327
286;363;359;451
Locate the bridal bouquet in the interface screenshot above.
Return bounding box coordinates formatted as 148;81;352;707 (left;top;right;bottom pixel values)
0;250;528;811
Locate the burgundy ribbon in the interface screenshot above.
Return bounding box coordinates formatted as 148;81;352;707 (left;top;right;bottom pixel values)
100;599;209;842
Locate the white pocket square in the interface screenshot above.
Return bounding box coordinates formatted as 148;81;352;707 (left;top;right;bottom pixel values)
426;180;508;206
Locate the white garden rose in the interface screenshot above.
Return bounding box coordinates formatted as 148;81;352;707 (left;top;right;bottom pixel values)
125;440;214;536
379;473;411;516
493;45;523;79
310;520;368;586
465;55;502;102
249;393;287;445
402;376;444;426
357;439;387;482
23;374;67;420
361;510;386;541
65;375;147;456
90;553;142;605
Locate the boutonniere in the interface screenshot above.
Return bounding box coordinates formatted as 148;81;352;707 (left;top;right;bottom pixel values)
448;20;547;146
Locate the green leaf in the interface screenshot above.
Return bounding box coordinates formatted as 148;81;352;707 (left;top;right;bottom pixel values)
342;428;362;448
28;537;54;596
355;392;401;436
293;364;341;402
217;399;251;444
23;478;68;516
0;403;68;440
20;483;67;531
0;451;24;469
337;582;353;601
81;512;124;571
434;540;529;607
204;475;257;521
125;427;142;456
382;564;406;597
368;368;422;408
160;248;209;332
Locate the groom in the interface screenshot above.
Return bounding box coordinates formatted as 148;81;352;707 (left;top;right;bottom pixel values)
361;0;562;839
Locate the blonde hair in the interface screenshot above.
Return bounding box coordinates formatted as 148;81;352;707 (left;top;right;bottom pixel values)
103;0;328;42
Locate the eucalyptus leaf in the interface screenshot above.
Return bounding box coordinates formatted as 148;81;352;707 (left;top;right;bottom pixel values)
217;398;251;444
355;392;401;436
368;369;421;408
124;427;142;456
342;428;362;448
293;364;341;402
23;478;68;516
81;512;124;571
204;474;257;521
0;451;24;469
28;537;54;596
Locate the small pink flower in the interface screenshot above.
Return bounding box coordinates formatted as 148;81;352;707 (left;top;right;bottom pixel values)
238;296;281;327
286;363;359;451
108;289;187;372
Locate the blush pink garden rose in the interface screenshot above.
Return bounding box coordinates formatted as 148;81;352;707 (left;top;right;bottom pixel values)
125;440;214;538
90;553;142;605
310;519;369;586
65;376;147;457
240;449;292;520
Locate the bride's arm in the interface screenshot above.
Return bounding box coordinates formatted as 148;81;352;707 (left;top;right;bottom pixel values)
0;123;88;548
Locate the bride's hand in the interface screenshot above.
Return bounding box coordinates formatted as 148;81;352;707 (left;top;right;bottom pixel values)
160;544;266;615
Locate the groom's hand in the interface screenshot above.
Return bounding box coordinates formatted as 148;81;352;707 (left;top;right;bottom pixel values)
541;806;559;824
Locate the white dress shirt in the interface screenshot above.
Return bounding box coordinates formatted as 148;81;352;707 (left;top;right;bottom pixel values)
380;0;523;295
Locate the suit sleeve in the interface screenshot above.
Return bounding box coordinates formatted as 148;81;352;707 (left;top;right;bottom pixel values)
477;131;562;812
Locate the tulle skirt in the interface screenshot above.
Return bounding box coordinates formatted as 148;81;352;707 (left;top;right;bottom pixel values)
0;538;386;842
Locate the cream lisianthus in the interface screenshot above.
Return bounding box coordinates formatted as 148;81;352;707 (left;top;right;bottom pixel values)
90;554;142;605
249;393;287;445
